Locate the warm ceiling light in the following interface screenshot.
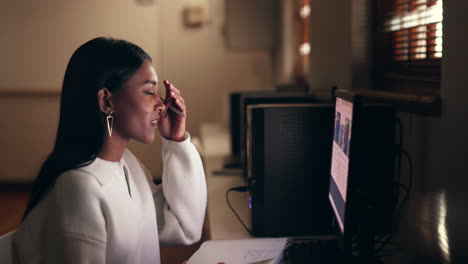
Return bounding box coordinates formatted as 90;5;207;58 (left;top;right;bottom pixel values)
299;5;311;19
299;42;311;55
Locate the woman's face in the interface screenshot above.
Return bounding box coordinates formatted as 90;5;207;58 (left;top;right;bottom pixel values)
111;60;165;144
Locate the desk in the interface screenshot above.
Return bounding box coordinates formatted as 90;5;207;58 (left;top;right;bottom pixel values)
200;123;252;240
199;122;468;263
204;157;251;240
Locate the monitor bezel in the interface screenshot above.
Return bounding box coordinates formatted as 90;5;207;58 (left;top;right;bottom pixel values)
330;89;363;252
331;89;398;259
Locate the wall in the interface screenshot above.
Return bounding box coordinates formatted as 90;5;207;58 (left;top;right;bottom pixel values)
156;0;273;135
0;0;273;181
308;0;352;94
0;0;161;181
0;95;59;182
0;0;160;92
424;0;468;261
274;0;297;85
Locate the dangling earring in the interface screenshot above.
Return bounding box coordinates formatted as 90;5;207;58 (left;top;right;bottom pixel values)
106;110;114;138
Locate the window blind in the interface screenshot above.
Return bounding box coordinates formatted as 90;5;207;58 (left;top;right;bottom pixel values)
374;0;442;111
383;0;443;63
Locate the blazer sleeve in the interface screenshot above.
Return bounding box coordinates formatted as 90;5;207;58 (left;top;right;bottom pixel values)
140;132;207;246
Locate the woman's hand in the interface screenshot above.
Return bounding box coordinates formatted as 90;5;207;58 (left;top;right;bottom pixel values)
158;80;187;142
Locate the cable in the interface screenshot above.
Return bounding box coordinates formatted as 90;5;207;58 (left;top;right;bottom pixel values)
225;186;252;235
393;148;413;217
368;117;405;260
374;234;395;254
393;117;413;205
401;149;413;201
395;117;404;146
393;117;404;213
372;117;413;260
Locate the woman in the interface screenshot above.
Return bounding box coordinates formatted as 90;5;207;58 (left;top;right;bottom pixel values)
12;37;207;263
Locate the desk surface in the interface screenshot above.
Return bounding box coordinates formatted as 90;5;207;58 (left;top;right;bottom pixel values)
204;157;251;240
201;123;252;240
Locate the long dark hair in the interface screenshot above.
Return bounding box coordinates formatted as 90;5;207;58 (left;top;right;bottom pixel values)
23;37;152;220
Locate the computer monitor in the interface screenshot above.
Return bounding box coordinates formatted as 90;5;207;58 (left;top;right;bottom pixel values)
247;103;335;237
240;93;317;176
329;95;353;234
225;91;280;169
225;91;317;171
328;90;397;256
224;92;243;169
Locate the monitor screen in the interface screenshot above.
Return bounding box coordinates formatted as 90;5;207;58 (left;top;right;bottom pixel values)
329;97;353;234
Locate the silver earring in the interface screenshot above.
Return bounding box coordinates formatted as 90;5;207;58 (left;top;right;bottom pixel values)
106;111;114;138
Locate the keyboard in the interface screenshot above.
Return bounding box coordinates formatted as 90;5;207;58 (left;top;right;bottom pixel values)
281;239;340;264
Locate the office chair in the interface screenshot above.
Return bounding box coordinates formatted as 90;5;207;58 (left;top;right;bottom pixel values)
0;230;15;264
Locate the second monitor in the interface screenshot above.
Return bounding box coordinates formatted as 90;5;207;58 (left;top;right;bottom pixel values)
246;103;335;237
225;91;318;172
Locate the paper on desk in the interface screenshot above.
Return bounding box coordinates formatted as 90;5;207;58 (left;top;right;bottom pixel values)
188;238;288;264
